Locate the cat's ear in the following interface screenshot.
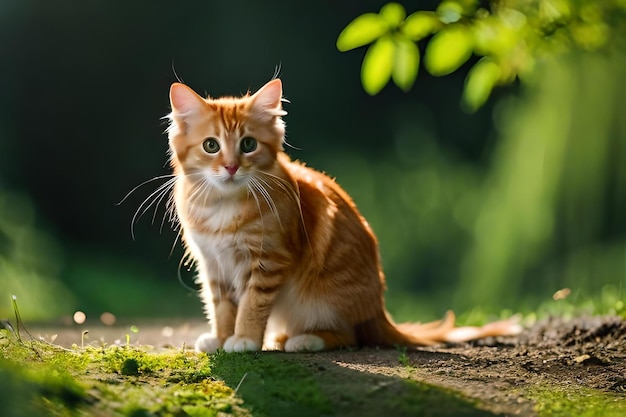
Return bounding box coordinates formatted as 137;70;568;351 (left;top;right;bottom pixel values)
169;83;205;116
250;79;287;120
168;83;206;137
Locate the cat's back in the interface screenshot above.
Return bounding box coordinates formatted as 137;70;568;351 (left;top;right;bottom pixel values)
280;153;358;210
280;153;379;263
274;153;384;328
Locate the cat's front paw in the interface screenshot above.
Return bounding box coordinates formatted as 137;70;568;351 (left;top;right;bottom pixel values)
284;334;325;352
195;333;222;353
223;335;261;352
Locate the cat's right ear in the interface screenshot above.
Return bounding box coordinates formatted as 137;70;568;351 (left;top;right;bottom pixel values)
168;83;206;137
169;83;205;116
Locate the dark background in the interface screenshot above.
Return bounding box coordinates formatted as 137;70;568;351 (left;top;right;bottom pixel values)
1;0;624;323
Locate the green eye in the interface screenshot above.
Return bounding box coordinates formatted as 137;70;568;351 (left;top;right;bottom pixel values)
202;138;220;154
240;137;258;153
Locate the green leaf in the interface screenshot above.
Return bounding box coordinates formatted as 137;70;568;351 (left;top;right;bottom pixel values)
462;58;501;111
392;37;420;92
473;16;522;57
437;1;464;24
424;25;473;76
380;2;406;27
401;11;442;41
337;13;388;52
361;36;395;95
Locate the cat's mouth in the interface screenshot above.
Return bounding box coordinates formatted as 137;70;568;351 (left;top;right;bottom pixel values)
215;173;249;190
223;174;244;183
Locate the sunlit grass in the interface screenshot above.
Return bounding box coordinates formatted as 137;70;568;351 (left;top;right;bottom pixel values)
455;284;625;327
0;328;247;417
528;385;626;417
387;283;624;327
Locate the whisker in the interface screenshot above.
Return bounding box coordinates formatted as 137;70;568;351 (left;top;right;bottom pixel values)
169;226;183;258
123;171;206;240
247;182;265;245
256;171;298;201
131;178;177;240
191;178;213;224
117;174;175;206
152;180;174;226
162;190;179;233
201;178;213;214
253;174;275;191
185;177;212;219
254;170;312;254
254;177;283;222
176;249;198;292
250;177;283;230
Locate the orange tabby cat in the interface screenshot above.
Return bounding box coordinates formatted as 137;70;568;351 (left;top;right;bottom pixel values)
166;79;521;352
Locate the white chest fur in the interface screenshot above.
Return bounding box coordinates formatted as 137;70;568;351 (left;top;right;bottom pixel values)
183;200;253;292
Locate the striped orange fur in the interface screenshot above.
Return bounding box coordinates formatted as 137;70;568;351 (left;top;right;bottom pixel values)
165;79;521;352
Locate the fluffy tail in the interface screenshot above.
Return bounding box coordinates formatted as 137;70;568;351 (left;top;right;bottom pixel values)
356;310;522;347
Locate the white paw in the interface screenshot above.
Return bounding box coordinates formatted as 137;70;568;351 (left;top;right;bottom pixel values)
194;333;222;353
223;335;261;352
284;334;325;352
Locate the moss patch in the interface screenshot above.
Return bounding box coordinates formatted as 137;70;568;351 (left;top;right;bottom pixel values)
0;328;248;416
528;385;626;417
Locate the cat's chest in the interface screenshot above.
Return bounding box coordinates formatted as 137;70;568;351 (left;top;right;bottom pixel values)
185;202;254;249
183;201;258;282
187;228;249;261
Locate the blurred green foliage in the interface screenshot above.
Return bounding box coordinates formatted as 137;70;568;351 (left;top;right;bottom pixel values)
0;190;202;320
455;51;626;313
0;192;73;320
335;49;626;321
338;0;626;110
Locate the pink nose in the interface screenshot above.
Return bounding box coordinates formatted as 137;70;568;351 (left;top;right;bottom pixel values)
225;164;239;176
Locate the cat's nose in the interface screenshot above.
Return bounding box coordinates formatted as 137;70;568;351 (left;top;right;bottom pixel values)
225;164;239;176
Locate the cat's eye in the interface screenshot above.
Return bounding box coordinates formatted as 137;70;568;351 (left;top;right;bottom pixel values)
202;138;220;154
240;137;258;153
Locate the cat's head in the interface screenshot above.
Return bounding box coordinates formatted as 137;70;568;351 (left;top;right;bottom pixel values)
166;79;286;194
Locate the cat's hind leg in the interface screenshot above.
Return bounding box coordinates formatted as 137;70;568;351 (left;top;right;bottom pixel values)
284;330;356;352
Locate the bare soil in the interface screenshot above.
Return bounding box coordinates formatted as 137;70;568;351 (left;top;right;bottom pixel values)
31;315;626;416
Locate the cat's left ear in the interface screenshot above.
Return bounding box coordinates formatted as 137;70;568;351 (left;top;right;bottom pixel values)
250;79;287;120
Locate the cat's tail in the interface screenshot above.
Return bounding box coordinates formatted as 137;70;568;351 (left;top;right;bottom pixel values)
357;310;523;347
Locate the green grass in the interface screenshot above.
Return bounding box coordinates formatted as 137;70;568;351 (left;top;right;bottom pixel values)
0;328;247;416
210;351;331;417
528;385;626;417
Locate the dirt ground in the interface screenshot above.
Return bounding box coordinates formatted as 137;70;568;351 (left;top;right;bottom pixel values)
325;315;626;415
30;315;626;416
